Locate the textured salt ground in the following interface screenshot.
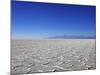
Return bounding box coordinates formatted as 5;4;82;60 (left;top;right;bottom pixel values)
11;39;96;74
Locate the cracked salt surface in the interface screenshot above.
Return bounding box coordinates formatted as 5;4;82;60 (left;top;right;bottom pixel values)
11;39;96;74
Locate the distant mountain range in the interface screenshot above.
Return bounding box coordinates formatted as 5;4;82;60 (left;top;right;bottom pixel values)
47;35;96;39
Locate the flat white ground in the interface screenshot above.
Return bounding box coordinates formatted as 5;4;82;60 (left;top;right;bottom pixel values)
11;39;96;74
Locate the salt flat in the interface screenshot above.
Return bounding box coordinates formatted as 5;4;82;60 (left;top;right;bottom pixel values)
11;39;96;74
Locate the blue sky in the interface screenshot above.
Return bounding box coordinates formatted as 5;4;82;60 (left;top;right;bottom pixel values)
12;1;96;39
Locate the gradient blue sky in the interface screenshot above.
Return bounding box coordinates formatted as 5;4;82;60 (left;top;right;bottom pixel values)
12;1;96;39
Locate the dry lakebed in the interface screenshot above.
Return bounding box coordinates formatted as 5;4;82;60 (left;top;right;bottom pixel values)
11;39;96;74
